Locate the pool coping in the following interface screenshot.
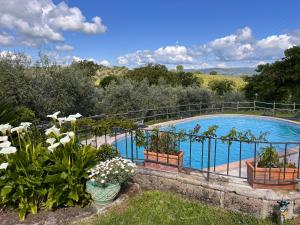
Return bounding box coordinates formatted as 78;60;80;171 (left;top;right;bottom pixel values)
147;113;300;129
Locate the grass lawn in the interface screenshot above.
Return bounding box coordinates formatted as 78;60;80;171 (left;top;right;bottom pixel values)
78;190;296;225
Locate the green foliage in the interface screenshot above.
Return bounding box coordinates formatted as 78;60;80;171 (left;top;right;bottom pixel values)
99;75;119;89
0;98;16;124
244;46;300;102
71;60;99;77
176;65;184;72
10;107;38;126
208;79;235;96
209;70;218;75
258;147;279;168
96;144;120;162
137;126;186;155
93;117;138;136
0;120;100;220
126;63;200;87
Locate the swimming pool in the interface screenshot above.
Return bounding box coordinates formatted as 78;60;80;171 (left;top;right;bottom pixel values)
115;115;300;170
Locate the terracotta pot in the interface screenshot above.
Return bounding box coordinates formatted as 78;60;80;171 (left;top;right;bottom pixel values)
246;161;298;190
143;150;184;172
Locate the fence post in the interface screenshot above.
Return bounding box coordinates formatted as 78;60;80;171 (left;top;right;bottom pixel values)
199;102;202;115
253;101;256;111
273;102;276;115
188;103;191;116
294;102;296;113
237;101;239;112
221;102;224;112
154;108;157;122
166;108;169;120
207;138;211;180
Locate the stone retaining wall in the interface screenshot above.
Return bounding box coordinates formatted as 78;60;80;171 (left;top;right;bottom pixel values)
133;167;300;219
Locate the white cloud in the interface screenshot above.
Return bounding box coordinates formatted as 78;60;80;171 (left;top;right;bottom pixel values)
55;44;74;51
0;0;107;47
0;33;14;45
117;45;194;66
99;59;111;67
118;26;300;68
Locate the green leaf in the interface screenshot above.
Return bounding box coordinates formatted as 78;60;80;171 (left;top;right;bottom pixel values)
1;185;12;197
68;190;79;201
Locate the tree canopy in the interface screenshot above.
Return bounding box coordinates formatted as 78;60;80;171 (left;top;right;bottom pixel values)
244;46;300;102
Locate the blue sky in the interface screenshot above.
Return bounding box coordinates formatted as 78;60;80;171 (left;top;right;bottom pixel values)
0;0;300;68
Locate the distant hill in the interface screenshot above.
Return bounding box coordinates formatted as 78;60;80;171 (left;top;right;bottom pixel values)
186;67;256;76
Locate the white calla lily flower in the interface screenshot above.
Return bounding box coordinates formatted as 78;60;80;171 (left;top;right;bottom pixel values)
66;131;75;139
60;135;71;146
57;117;67;126
0;136;8;142
69;113;82;119
48;142;60;152
0;146;17;154
0;141;11;148
0;162;8;170
20;122;32;131
45;126;60;136
65;116;76;123
0;124;12;135
47;111;60;120
46;138;56;145
11;126;25;134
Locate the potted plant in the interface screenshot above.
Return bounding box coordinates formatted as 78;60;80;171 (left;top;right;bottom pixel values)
140;127;185;172
246;146;298;190
87;157;136;205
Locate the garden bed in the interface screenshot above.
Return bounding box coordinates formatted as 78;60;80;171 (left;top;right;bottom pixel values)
0;182;140;225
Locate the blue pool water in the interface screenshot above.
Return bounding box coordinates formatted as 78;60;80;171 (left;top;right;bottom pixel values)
115;115;300;170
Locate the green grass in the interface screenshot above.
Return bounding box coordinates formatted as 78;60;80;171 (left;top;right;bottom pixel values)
196;73;246;90
78;190;292;225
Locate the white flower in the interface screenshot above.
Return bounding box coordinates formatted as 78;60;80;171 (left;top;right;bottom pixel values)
47;111;60;120
69;113;82;119
0;124;12;135
60;135;71;146
65;132;75;139
0;136;8;142
0;162;8;170
0;141;11;148
57;117;67;126
91;178;95;182
46;138;56;145
65;116;76;123
0;146;17;154
45;126;60;136
48;142;60;152
11;126;24;134
20;122;32;131
100;179;105;184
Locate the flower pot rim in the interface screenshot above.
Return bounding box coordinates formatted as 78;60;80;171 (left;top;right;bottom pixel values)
144;149;183;156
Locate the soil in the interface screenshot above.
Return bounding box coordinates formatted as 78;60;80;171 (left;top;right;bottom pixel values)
0;182;140;225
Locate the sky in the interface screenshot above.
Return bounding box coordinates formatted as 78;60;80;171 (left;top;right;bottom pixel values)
0;0;300;68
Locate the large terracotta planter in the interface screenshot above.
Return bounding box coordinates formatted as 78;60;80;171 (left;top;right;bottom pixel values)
86;181;121;205
144;150;184;172
246;161;298;190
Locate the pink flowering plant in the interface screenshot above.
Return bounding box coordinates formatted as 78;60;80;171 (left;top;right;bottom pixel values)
88;157;136;186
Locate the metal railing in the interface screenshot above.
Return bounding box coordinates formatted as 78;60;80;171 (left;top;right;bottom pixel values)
81;127;300;187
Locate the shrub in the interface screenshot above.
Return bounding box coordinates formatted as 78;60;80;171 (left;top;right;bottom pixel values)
0;112;100;220
257;147;279;168
96;144;120;161
208;79;235;96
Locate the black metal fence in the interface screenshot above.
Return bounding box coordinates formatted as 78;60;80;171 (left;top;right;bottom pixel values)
81;127;300;186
